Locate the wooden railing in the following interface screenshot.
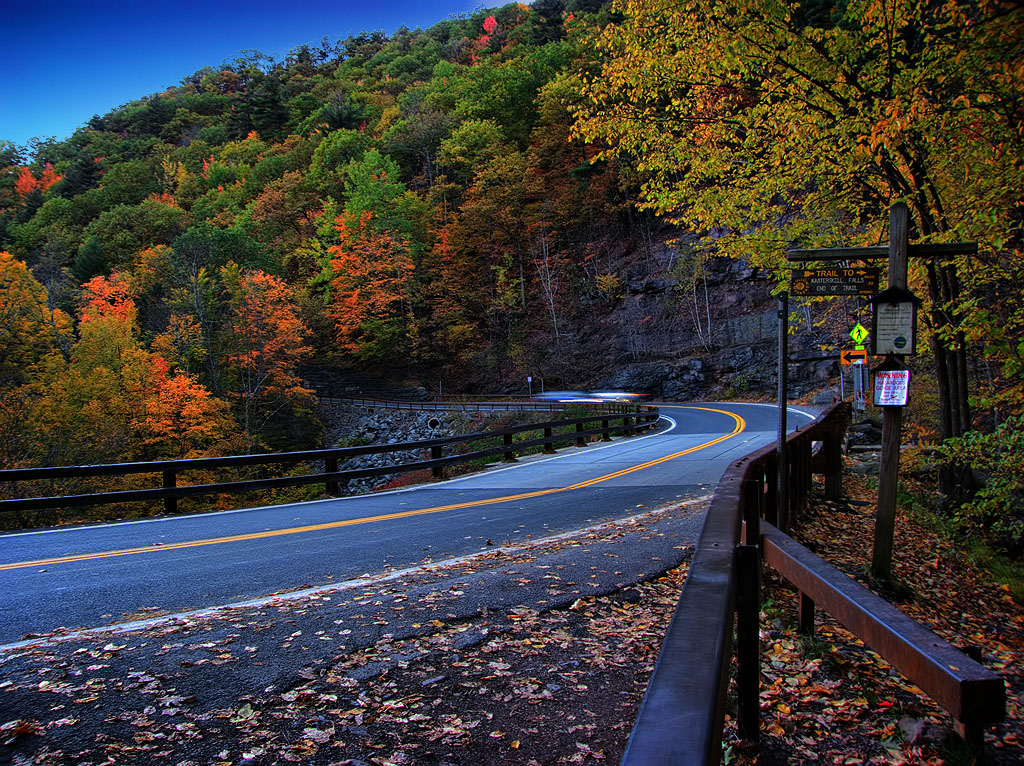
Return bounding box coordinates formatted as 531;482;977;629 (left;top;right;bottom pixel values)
621;402;1005;763
0;403;659;527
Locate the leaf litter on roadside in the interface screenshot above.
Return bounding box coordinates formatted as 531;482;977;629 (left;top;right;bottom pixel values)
3;480;1022;765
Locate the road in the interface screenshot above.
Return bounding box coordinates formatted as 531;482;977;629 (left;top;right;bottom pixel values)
0;402;815;645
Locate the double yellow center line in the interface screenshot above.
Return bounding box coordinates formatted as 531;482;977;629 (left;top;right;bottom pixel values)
2;407;744;572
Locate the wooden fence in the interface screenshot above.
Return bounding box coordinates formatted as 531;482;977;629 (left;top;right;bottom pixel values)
620;402;1004;763
0;402;658;527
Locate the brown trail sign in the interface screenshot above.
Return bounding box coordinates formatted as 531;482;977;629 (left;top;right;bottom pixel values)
790;267;878;296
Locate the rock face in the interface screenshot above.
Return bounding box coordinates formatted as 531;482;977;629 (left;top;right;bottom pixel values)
319;409;456;495
303;236;845;406
580;250;843;402
319;408;525;496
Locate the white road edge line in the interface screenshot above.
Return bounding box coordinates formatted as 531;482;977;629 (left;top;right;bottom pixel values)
0;494;709;653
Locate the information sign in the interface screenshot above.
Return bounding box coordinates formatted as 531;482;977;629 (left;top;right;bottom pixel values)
871;286;920;356
790;268;879;296
874;302;915;355
874;369;911;406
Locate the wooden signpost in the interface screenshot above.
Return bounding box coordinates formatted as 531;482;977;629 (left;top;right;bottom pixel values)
788;204;976;579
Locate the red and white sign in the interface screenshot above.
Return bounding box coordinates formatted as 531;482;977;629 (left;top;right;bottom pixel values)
874;369;910;407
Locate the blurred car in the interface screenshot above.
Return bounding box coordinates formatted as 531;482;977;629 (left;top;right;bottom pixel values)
533;390;594;402
588;391;648;402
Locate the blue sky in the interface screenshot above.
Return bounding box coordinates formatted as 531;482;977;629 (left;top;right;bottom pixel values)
3;0;486;149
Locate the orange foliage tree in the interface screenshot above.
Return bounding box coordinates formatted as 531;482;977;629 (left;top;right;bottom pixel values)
14;163;61;199
329;211;415;362
141;356;238;459
22;272;240;466
221;266;313;450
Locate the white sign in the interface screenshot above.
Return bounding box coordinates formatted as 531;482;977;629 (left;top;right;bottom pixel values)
874;302;915;355
874;369;910;406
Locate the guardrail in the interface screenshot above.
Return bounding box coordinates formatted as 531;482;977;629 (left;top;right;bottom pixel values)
621;402;1005;763
318;397;639;414
0;403;659;527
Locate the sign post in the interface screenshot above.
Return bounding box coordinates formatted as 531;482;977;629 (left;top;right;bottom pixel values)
871;205;911;580
788;206;975;581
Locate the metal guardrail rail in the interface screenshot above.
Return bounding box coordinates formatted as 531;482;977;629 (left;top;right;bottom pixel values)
621;402;1005;763
320;396;567;413
0;403;659;523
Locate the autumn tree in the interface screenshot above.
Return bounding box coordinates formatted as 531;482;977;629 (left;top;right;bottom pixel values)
141;357;239;459
220;266;314;451
573;0;1024;500
0;252;74;388
329;211;415;362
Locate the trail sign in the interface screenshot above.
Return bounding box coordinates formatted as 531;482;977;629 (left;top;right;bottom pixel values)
849;323;869;345
840;349;868;365
790;267;879;296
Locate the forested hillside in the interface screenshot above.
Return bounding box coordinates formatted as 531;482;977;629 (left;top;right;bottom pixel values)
1;1;1022;555
1;1;647;466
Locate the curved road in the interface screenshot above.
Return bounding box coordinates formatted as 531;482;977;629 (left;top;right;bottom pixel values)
0;402;815;644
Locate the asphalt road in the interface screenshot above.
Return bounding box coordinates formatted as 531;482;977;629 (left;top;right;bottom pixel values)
0;402;815;645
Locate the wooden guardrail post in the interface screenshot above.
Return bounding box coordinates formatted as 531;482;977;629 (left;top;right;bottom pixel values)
824;424;843;501
764;453;778;525
792;436;807;523
576;422;585;447
737;478;763;742
601;418;612;441
503;433;516;462
163;470;177;514
798;591;815;635
325;457;339;496
543;426;555;454
431;446;443;478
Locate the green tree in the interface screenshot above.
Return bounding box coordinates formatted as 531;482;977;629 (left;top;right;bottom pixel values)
82;199;187;269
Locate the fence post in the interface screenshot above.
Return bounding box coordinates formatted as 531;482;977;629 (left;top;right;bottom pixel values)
764;454;778;526
737;478;763;742
576;422;585;447
163;470;177;515
431;445;443;479
543;426;556;455
325;457;339;496
792;437;807;523
503;433;516;462
798;436;806;514
824;426;843;501
601;418;612;442
798;591;815;635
